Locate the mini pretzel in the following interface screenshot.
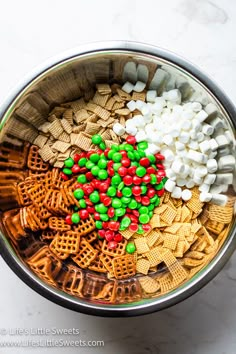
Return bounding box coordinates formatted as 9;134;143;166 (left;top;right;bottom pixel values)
112;255;136;279
27;145;49;171
54;230;80;254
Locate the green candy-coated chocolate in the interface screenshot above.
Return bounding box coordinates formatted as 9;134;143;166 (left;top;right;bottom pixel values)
96;203;108;214
113;162;122;171
147;155;156;163
112;198;122;209
141;185;147;194
62;168;72;175
112;152;122;162
99;142;106;150
111;174;122;185
107;186;117;197
79;199;87;208
134;150;141;161
127;151;135;160
137;224;144;234
121;196;131;204
71;213;80;224
124;144;134;152
98;159;107;169
121;216;131;228
100;213;109;221
73;188;84;199
136;166;146;177
111;144;119;151
149;211;153;218
139;206;148;214
115;208;125;217
95;220;103;229
137;141;148;150
98;169;108;180
128;199;138;209
89;192;100;203
148;204;155;211
91;166;100;176
155;181;164;190
90;153;100;163
74;206;79;211
85;161;94;169
64;157;74;168
131;161;139;167
118;181;124;191
162;177;168;184
77;174;87;184
122;187;132;197
126;242;136;254
150;195;158;203
108;150;115;159
154;197;160;207
92;134;102;145
150;174;157;184
78;157;87;167
139;214;150;224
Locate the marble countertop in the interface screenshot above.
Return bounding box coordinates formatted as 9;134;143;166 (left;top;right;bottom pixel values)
0;0;236;353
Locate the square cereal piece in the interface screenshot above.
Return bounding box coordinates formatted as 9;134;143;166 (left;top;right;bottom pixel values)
145;247;163;267
94;106;110;120
51;141;71;153
72;239;98;269
48;119;64;139
160;206;177;225
134;237;150;254
112;255;136;279
154;204;168;214
161;249;177;267
61;118;73;134
33;134;48;149
92;92;110;107
120;228;135;240
164;223;182;234
55;231;80;254
150;214;161;228
96;83;112;95
62;109;73;124
169;261;188;284
146;230;161;248
173;241;186;258
186;195;204;214
136;259;150;275
38;144;55;162
163;233;179;250
74;109;90;124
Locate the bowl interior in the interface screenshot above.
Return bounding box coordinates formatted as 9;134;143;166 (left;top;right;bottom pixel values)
0;46;235;315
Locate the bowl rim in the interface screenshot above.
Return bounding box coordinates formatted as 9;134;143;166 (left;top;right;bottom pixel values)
0;40;236;317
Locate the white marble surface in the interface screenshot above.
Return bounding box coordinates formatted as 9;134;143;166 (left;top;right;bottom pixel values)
0;0;236;353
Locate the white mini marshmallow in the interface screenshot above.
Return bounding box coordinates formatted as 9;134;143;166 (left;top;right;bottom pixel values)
181;189;192;201
206;159;218;173
204;174;216;185
163;134;174;146
199;140;211;154
200;192;212;202
125;125;137;136
122;81;134;93
176;178;186;187
179;132;190;144
210;117;224;130
175;141;185;150
215;135;229;148
202;123;214;136
205;103;217;116
165;168;177;180
172;160;185;174
209;138;218;151
113;123;125;136
197;132;204;142
191;102;202;112
195;166;208;177
171;186;182;199
135;130;147;142
133;81;146;92
188;150;205;164
186;180;195;189
211;194;228;206
215;173;233;185
188;140;199;150
164;179;176;192
146;90;157;102
199;183;210;193
195;110;208;122
218;155;236;172
126;100;136;111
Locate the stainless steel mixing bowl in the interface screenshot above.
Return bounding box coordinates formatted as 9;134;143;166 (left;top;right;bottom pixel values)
0;41;235;316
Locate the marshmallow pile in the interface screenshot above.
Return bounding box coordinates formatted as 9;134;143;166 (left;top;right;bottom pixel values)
113;82;235;206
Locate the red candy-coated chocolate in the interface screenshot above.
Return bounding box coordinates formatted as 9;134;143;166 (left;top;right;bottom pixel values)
113;233;123;242
87;206;95;213
129;223;138;232
157;170;166;177
116;190;122;198
104;148;110;157
65;215;73;225
98;229;105;238
108;168;115;177
157;189;165;197
107;160;114;169
155;153;165;161
139;157;150;167
79;209;89;220
83;184;94;195
132;186;142;196
103;196;112;207
135;195;142;203
147;188;156;198
107;207;115;218
86;150;96;158
80;152;87;158
157;176;163;183
128;166;137;176
71;164;80;174
118;167;128;177
85;171;93;181
73;153;81;163
121;158;131;167
126;135;136;145
132;210;139;217
85;198;93;206
99;182;109;192
129;214;138;223
133;175;142;185
120;150;127;158
108;241;118;249
80;167;87;174
94;212;101;220
142;224;151;232
108;221;120;231
141;196;150;206
123;175;133;186
105;230;115;241
156;163;165;170
142;175;151;184
60;172;69;181
126;208;131;213
102;221;109;229
146;166;156;174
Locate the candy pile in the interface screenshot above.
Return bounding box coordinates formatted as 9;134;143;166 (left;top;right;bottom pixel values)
113;84;235;206
61;134;167;248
